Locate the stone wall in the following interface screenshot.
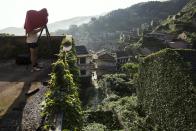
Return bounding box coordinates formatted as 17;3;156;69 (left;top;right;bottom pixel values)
0;36;64;59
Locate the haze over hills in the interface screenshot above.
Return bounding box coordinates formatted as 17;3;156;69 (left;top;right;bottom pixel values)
62;0;190;50
0;27;25;36
0;16;94;36
0;0;190;38
76;0;190;32
48;16;93;32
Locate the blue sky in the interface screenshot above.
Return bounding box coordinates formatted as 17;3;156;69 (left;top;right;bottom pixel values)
0;0;166;29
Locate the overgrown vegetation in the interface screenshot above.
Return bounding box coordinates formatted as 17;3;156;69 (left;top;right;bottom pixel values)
83;48;196;130
84;110;123;130
98;73;136;100
82;61;141;130
82;123;107;131
42;36;83;130
138;48;196;130
121;62;139;79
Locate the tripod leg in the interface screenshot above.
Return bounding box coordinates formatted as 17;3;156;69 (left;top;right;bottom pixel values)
44;26;53;60
37;27;44;42
45;26;51;40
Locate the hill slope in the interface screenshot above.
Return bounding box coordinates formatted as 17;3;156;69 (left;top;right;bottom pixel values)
81;0;190;32
64;0;190;50
155;0;196;46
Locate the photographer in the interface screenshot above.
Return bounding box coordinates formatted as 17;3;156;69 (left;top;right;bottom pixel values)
26;27;43;72
24;8;48;72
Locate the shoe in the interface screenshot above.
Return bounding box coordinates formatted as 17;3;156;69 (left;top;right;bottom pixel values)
31;66;42;72
34;63;44;69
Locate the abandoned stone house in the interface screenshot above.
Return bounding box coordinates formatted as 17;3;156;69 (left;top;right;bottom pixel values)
96;50;116;76
95;49;135;76
168;39;188;49
120;32;130;42
143;32;174;49
116;51;133;70
142;32;190;55
75;45;96;78
75;45;136;77
120;30;139;43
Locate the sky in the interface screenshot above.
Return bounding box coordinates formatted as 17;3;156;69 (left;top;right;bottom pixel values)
0;0;166;30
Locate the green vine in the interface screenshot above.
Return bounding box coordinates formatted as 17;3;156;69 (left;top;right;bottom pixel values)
42;35;83;130
138;48;196;130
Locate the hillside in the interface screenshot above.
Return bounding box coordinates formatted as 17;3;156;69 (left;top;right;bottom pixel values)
155;0;196;46
64;0;190;50
79;0;190;32
156;0;196;33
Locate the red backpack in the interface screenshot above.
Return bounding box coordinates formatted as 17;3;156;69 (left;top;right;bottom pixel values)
24;8;48;33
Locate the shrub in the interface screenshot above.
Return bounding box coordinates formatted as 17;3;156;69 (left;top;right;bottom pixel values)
99;96;155;130
98;73;136;100
82;123;107;131
121;63;139;79
84;110;122;130
43;60;83;130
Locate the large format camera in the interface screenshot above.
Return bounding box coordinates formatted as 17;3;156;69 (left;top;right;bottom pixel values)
24;8;48;33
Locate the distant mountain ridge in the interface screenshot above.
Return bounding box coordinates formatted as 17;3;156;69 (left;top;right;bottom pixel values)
63;0;190;50
0;27;25;36
0;16;93;36
70;0;190;33
48;16;93;32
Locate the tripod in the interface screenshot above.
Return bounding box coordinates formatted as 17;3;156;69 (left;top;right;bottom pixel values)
37;25;52;85
37;25;53;60
38;25;51;42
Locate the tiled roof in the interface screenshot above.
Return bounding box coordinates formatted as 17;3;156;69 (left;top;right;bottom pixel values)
75;45;88;55
116;51;133;58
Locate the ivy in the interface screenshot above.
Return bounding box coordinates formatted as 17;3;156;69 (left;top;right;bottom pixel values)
121;62;139;79
42;35;83;130
98;73;136;100
138;48;196;130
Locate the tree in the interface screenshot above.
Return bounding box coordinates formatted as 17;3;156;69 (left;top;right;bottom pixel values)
121;63;139;79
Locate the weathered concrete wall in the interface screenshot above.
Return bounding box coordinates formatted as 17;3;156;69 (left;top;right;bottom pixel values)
0;36;64;59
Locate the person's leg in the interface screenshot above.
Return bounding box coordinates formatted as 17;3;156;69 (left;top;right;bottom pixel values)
28;43;41;71
30;47;37;66
30;48;43;69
